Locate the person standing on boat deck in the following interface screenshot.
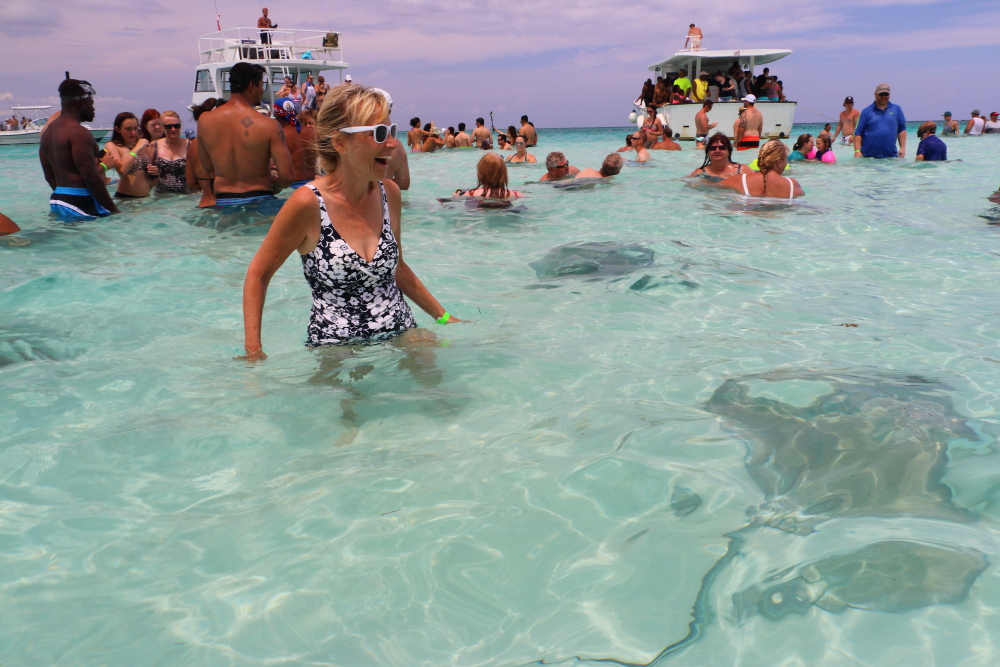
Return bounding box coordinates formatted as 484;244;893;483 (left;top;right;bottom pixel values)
685;24;703;50
240;84;459;360
520;115;537;147
832;96;860;144
273;98;317;189
695;99;717;148
471;117;492;148
854;83;906;158
734;95;763;151
692;71;710;103
40;79;120;220
984;112;1000;133
915;121;947;162
197;62;295;207
258;8;276;45
455;123;472;147
941;111;959;135
539;152;580;180
673;69;692;98
303;74;317;111
153;110;190;193
315;76;330;109
965;110;985;136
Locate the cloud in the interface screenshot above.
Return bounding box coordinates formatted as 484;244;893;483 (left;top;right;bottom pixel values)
2;0;995;127
0;0;62;36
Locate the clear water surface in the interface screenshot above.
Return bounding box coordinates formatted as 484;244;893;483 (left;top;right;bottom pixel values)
3;125;1000;666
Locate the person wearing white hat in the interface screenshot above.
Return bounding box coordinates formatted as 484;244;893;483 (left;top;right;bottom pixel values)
734;94;763;151
344;74;353;83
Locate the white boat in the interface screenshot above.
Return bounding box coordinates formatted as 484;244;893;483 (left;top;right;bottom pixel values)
0;106;109;146
629;48;796;142
192;27;349;111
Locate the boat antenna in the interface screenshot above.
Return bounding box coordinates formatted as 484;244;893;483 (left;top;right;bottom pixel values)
214;0;222;30
489;111;494;129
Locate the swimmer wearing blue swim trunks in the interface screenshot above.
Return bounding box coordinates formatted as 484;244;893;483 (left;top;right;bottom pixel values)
196;62;295;209
39;78;120;221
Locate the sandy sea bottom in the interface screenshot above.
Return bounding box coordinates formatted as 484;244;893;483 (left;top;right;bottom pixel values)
2;125;1000;666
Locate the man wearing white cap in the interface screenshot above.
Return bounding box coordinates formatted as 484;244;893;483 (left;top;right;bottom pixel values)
854;83;906;158
344;74;353;84
734;94;762;151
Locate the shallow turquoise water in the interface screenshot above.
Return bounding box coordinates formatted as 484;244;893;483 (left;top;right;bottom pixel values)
3;126;1000;666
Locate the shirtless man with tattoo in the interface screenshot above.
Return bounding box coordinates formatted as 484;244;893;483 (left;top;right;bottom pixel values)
196;62;294;207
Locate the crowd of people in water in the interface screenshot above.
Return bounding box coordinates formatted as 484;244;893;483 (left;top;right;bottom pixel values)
2;63;994;355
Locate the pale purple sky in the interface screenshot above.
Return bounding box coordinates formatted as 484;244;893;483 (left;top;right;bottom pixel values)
2;0;998;128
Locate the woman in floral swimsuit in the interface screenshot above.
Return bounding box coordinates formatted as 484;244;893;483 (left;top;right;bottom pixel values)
241;85;460;360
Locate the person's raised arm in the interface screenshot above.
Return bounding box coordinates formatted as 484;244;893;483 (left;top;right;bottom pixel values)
74;132;119;213
241;187;318;360
384;179;460;323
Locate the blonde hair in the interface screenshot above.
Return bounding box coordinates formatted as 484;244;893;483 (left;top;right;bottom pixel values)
475;153;511;198
160;110;181;122
756;139;788;190
315;84;390;173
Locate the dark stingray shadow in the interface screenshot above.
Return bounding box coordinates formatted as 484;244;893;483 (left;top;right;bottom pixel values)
529;370;990;666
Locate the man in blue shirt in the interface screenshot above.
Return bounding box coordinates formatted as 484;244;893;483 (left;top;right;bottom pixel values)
915;122;947;162
854;83;907;158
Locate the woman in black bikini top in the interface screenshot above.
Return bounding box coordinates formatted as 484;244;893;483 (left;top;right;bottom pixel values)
152;111;189;194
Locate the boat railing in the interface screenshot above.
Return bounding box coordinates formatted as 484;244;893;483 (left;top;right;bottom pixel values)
198;27;344;64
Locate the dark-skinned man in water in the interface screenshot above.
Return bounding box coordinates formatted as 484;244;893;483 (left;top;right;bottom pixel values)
40;79;120;221
197;62;294;208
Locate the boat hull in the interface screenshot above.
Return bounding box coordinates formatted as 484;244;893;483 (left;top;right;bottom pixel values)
632;100;796;142
0;127;110;146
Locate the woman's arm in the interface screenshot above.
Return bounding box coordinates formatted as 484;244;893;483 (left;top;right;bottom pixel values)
240;188;320;359
384;180;460;323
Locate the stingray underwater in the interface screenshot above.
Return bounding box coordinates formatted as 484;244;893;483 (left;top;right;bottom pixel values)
532;370;992;666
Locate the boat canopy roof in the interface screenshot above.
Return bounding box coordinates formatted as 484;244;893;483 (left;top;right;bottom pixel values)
198;27;347;69
11;105;52;111
648;48;791;74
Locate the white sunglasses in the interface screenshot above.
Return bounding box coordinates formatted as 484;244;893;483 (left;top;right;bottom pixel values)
338;123;398;143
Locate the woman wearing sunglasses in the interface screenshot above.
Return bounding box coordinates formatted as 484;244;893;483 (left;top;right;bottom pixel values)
152;110;190;194
686;134;744;182
241;85;460;360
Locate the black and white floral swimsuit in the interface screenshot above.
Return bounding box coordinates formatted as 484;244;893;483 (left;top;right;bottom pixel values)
300;182;416;346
